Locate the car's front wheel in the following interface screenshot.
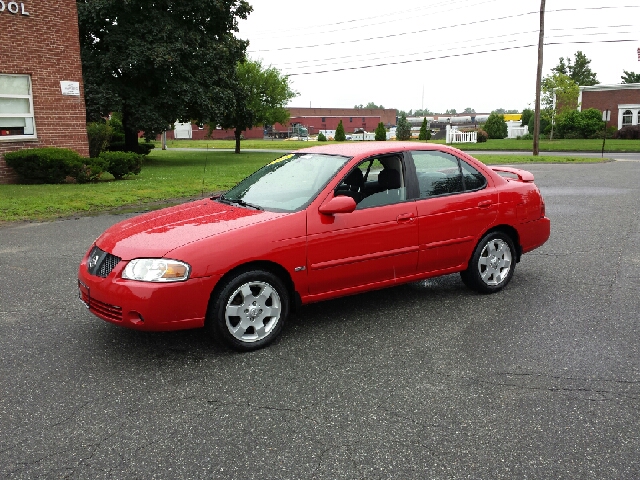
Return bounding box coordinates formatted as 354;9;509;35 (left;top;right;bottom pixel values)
208;269;289;351
461;232;515;294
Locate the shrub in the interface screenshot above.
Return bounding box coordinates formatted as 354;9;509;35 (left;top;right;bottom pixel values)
418;118;430;141
528;116;551;137
521;133;534;140
578;108;605;138
317;132;327;141
555;108;603;139
108;113;125;143
521;108;534;128
108;141;154;155
4;147;106;184
396;113;412;141
614;125;640;139
484;113;508;139
335;120;346;141
476;129;488;143
375;122;387;141
99;151;144;179
76;157;109;183
86;122;113;158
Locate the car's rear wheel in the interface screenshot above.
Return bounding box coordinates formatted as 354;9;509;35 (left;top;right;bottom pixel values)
461;231;515;294
208;270;289;351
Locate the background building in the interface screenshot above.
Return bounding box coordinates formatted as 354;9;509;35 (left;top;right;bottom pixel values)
0;0;89;184
165;107;398;140
578;83;640;129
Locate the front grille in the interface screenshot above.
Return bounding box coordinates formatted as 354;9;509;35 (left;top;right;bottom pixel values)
90;297;123;322
87;246;121;278
97;253;120;277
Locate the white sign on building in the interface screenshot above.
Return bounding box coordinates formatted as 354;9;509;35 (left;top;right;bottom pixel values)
60;81;80;96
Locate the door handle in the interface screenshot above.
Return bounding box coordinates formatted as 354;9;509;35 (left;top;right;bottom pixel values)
477;200;492;208
397;213;416;222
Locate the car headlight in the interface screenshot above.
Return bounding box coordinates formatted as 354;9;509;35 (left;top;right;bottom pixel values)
122;259;191;282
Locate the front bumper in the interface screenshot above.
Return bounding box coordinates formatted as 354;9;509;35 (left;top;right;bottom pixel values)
78;255;220;332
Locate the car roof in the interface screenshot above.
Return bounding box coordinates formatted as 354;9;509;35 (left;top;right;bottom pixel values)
294;141;462;158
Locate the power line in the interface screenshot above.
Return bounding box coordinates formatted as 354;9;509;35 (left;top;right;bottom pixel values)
247;5;640;53
246;0;499;41
281;29;638;72
285;39;640;76
246;0;496;39
275;24;637;68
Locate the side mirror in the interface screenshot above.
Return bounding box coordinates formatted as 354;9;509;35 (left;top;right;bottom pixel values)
319;195;357;215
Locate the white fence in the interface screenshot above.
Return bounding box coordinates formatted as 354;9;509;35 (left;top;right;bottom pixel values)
350;131;376;141
507;125;529;138
446;125;477;144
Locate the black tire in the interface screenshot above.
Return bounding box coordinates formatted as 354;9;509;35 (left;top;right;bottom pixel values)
461;231;516;294
208;269;289;351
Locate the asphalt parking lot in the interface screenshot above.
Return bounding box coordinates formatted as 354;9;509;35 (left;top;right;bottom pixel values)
1;160;639;479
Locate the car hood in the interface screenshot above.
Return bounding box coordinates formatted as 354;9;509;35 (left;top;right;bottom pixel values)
96;199;284;259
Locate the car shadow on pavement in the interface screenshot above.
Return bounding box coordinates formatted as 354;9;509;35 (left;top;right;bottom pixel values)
88;273;472;358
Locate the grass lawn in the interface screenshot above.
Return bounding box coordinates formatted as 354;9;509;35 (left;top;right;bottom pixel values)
159;138;640;153
0;149;610;223
0;150;276;223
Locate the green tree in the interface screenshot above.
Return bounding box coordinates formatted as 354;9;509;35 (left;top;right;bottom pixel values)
552;51;598;86
317;131;327;141
445;108;457;115
219;59;297;153
413;108;433;116
418;117;430;141
463;107;476;113
396;113;412;140
78;0;252;152
621;70;640;84
375;122;387;141
541;72;580;138
355;102;384;109
335;120;346;141
483;113;508;139
521;108;534;128
551;56;568;75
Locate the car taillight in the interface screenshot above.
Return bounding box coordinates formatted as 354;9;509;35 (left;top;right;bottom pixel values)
540;196;546;217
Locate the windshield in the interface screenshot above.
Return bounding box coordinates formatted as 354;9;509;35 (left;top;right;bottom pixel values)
221;153;350;212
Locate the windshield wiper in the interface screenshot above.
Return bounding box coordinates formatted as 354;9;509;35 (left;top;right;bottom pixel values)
217;195;262;210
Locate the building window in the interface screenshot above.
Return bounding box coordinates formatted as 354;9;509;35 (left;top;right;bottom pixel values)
350;117;353;122
321;117;325;122
622;109;633;126
638;111;640;124
0;74;36;140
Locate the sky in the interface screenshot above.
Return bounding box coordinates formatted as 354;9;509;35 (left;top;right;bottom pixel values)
237;0;640;114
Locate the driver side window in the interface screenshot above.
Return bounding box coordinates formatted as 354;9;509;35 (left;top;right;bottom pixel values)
335;155;406;209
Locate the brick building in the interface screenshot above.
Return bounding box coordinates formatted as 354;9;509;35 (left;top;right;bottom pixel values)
0;0;89;184
578;83;640;129
166;107;398;140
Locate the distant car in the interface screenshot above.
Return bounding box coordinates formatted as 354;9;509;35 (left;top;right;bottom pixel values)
78;143;550;351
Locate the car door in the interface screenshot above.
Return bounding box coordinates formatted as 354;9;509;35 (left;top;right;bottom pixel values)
306;154;419;295
410;150;498;273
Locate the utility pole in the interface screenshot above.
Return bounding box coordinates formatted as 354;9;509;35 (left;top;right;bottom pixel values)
533;0;546;156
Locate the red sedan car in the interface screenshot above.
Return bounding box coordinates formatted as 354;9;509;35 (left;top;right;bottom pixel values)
78;143;550;350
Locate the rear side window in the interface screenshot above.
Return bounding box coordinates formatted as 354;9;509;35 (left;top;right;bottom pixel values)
411;151;463;197
460;160;487;191
411;151;487;197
